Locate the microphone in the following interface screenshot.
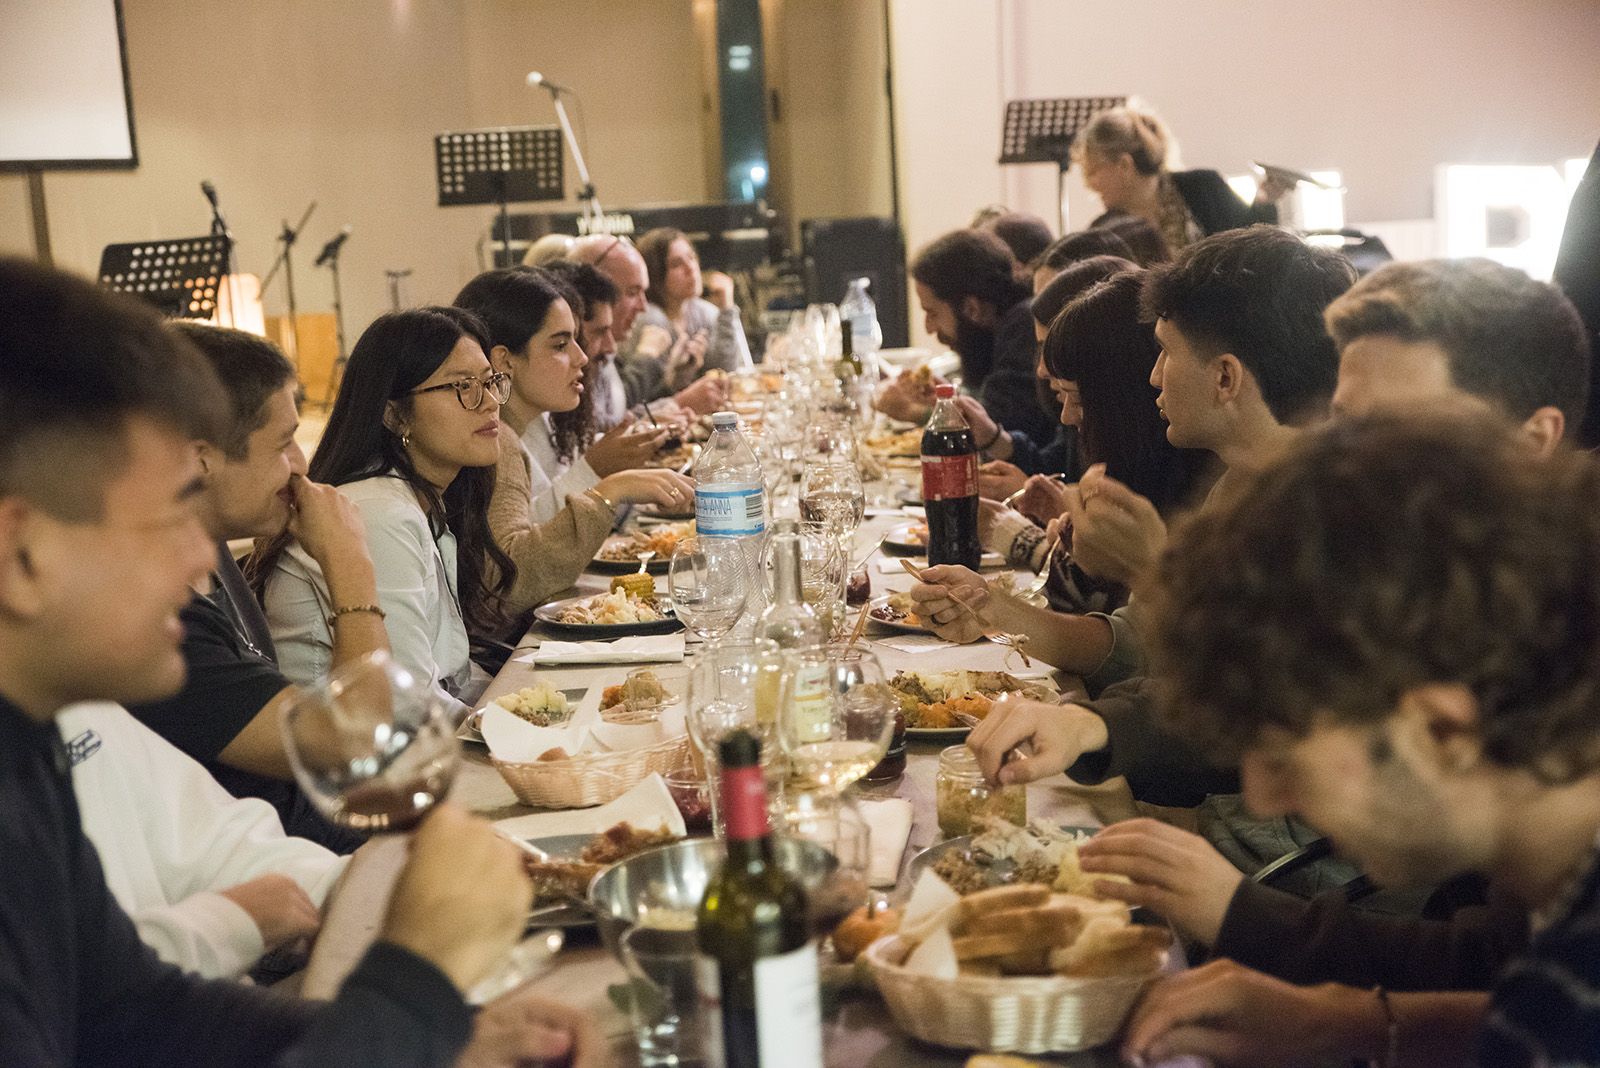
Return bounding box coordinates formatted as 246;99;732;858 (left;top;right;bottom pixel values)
200;180;219;208
525;71;571;95
314;226;352;267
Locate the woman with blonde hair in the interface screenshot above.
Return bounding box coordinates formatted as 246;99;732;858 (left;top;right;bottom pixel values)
1074;104;1288;253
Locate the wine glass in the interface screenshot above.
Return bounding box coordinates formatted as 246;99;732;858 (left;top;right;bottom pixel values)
281;650;561;1004
799;462;865;546
776;645;896;801
793;522;848;641
686;639;783;834
280;650;458;833
667;536;749;653
784;792;872;937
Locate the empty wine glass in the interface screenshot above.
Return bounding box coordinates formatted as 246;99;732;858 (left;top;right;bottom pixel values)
686;639;783;835
776;645;896;801
784;792;872;936
668;536;750;653
280;650;458;833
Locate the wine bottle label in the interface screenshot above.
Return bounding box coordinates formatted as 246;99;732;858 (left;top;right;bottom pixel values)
720;764;770;841
921;453;977;501
788;664;832;743
696;486;767;537
694;946;824;1068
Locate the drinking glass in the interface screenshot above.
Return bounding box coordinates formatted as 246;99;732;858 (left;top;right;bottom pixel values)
281;650;561;1004
799;462;865;545
619;925;704;1067
280;650;458;833
668;536;750;652
686;639;783;833
776;645;896;801
786;522;847;641
784;793;872;937
801;416;857;467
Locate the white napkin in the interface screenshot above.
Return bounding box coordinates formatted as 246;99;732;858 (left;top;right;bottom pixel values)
479;703;599;763
898;868;962;943
519;633;687;665
492;773;687;837
874;634;948;655
588;706;688;753
858;797;914;887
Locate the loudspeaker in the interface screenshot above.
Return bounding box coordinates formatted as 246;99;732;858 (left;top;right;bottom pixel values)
801;216;909;348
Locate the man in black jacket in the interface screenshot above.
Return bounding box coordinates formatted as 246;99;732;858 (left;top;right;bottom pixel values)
879;227;1059;446
0;258;600;1067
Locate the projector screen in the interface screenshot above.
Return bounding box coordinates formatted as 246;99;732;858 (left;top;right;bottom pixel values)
0;0;137;169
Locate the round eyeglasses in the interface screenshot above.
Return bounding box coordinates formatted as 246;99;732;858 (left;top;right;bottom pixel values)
408;371;512;411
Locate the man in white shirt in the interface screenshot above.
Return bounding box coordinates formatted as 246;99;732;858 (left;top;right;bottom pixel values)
60;702;345;980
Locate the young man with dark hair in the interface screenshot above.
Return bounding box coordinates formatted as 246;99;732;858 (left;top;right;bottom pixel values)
1328;256;1592;448
126;321;388;852
1121;410;1600;1067
916;226;1355;701
880;227;1058;444
0;257;598;1066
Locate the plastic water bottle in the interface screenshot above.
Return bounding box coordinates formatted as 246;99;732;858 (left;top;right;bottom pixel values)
839;278;883;358
693;412;769;622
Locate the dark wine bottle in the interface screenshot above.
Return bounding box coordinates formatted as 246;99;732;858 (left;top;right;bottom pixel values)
921;383;981;569
696;730;823;1067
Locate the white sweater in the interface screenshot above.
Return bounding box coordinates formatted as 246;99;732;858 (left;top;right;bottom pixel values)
262;474;483;716
520;413;601;524
59;703;347;979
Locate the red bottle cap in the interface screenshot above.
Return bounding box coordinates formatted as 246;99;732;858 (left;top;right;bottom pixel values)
934;383;955;399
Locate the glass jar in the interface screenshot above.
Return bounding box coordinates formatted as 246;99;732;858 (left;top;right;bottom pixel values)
935;745;1026;839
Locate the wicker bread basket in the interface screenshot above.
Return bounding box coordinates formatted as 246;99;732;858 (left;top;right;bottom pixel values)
491;734;691;808
862;933;1156;1054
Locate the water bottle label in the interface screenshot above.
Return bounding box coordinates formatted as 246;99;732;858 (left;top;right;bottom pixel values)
921;454;977;501
695;486;766;537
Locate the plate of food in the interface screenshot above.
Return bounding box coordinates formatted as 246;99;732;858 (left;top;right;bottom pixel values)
864;426;923;457
460;682;587;744
646;441;700;472
908;818;1105;896
882;521;928;554
522;822;684;928
589;522;695;573
888;669;1056;739
534;587;683;637
896;487;924;508
867;592;929;634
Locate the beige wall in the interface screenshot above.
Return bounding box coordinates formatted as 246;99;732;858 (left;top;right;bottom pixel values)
889;0;1600;341
1;1;484;338
461;0;711;209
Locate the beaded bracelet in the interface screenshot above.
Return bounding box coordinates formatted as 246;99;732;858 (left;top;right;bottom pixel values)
327;603;385;627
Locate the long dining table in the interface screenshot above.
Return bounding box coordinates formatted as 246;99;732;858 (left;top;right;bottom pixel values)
301;460;1138;1066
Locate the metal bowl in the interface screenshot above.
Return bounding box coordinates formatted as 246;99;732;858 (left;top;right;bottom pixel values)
588;836;838;959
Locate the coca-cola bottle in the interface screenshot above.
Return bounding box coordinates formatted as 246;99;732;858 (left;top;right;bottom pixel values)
920;383;981;570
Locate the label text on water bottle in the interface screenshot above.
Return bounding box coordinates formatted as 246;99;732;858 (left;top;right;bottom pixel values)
695;487;766;537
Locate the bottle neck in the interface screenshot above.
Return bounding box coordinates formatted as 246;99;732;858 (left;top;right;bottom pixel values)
771;533;805;606
720;762;773;860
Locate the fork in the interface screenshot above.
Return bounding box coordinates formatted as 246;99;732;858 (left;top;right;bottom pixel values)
897;558;1032;666
1025;531;1062;598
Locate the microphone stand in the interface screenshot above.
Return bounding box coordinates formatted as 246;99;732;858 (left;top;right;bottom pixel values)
206;190;239;329
539;85;603;228
260;201;317;368
385;268;413;312
319;240;349;406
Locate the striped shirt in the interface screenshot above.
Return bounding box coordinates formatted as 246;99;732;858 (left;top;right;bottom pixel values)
1479;834;1600;1065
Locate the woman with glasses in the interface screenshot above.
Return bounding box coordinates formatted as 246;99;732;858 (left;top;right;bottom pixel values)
453;268;692;636
252;306;515;715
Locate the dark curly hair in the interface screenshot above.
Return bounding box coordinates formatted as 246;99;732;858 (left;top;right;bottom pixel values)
1147;408;1600;784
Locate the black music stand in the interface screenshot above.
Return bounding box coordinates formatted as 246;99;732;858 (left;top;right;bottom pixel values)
97;235;233;319
999;96;1126;232
435;127;564;267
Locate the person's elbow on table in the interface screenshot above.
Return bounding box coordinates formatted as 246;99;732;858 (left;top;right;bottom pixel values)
965;698;1110;786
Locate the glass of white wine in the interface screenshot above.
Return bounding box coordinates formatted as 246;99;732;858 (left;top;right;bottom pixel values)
685;639;784;835
776;645;896;803
799;461;865;544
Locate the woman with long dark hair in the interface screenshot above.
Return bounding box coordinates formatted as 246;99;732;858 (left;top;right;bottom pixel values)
906;269;1211;684
451;268;690;634
252;306;514;712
